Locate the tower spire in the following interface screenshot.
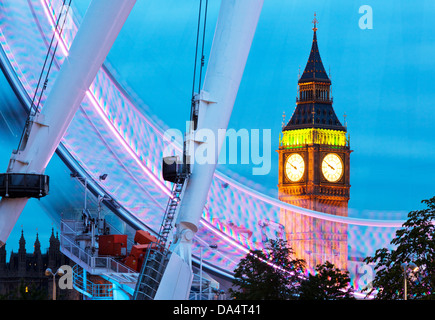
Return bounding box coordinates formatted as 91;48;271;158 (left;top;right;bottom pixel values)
284;15;346;132
298;14;330;84
19;229;25;250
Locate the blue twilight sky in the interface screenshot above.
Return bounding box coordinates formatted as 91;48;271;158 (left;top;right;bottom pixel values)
2;0;435;253
93;0;435;212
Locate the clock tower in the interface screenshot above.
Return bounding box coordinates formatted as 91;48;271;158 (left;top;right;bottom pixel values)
278;17;351;271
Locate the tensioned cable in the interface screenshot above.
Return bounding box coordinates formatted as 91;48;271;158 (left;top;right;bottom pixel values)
197;0;208;94
16;0;72;151
189;0;203;124
34;0;73;114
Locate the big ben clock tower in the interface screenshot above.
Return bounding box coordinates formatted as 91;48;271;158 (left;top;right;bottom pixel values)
278;16;351;271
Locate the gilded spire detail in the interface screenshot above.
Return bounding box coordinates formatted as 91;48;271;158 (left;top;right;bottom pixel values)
312;12;318;32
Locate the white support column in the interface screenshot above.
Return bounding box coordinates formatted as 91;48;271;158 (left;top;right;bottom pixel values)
159;0;264;299
0;0;137;246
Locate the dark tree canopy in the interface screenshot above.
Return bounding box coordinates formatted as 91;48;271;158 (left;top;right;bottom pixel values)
229;239;305;300
230;239;355;300
298;261;355;300
364;196;435;300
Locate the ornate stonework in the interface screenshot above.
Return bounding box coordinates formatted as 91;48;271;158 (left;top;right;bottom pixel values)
278;20;351;272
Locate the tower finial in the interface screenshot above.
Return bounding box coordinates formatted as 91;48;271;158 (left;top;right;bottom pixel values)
312;12;318;32
282;111;286;129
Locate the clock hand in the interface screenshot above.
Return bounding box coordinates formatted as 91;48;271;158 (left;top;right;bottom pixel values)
326;162;335;170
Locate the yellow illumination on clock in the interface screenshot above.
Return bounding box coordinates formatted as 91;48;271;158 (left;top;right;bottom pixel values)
322;153;343;182
279;128;348;148
285;153;305;182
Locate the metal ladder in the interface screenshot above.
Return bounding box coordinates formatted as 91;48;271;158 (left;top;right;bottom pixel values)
132;241;169;300
158;177;186;248
133;177;187;300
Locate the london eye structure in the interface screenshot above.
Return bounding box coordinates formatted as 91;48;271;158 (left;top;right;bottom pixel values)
0;0;405;299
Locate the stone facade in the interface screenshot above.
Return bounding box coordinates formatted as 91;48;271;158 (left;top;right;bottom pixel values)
0;229;79;300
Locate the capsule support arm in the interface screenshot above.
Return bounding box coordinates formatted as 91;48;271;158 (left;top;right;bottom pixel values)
0;0;137;246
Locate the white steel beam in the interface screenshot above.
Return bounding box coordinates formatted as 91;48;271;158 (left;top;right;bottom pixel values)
0;0;137;246
158;0;264;299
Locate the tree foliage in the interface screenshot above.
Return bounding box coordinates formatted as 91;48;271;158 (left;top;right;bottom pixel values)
230;239;355;300
229;239;305;300
364;196;435;299
298;261;355;300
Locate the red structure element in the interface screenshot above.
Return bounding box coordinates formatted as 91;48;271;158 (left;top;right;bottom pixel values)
134;230;158;245
121;230;159;272
98;234;128;257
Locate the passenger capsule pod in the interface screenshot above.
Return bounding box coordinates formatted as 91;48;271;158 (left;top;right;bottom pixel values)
0;173;49;198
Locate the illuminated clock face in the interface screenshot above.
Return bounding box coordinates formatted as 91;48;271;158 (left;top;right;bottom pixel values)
285;153;305;182
322;153;343;182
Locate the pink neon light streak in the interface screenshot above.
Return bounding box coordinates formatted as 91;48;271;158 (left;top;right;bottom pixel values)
39;0;405;228
86;91;172;197
0;0;405;294
41;0;172;198
41;0;69;56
